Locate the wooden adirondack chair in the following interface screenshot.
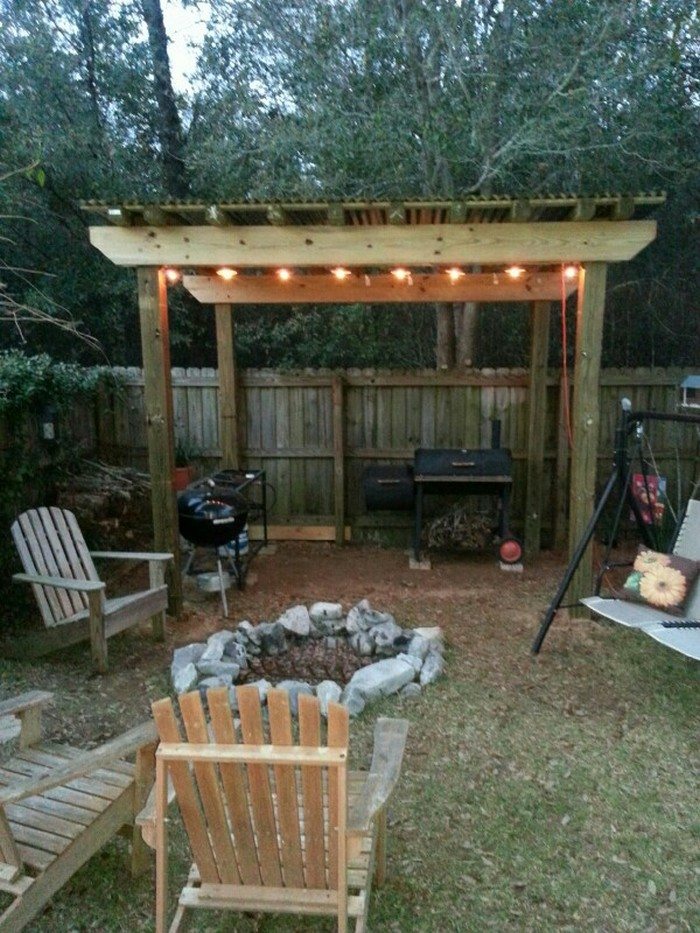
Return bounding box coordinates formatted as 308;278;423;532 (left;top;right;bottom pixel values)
9;506;172;672
0;690;157;931
141;685;409;932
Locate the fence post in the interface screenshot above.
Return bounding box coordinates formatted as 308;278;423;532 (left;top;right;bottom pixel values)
332;375;346;545
524;301;551;557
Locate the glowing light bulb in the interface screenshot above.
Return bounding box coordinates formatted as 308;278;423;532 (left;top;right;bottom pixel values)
217;267;238;281
563;264;578;280
505;265;525;279
277;268;292;282
391;268;411;282
446;267;465;282
332;267;352;280
163;267;180;284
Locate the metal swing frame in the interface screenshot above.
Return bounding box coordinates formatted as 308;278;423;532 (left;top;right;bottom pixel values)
532;400;700;654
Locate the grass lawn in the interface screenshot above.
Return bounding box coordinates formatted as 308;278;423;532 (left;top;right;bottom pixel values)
0;544;697;931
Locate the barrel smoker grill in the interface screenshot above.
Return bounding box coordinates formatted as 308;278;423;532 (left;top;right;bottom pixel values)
363;421;522;565
178;469;268;616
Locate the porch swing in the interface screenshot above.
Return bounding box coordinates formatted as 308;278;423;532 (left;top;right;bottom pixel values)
533;400;700;659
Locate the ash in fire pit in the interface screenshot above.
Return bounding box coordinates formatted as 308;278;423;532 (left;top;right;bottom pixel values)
171;599;444;717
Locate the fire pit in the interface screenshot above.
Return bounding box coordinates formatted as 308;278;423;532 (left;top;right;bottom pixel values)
171;599;445;717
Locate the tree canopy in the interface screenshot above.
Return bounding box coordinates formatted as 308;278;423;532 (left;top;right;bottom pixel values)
0;0;697;368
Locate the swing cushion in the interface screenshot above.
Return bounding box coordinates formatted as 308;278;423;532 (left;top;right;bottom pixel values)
621;546;700;615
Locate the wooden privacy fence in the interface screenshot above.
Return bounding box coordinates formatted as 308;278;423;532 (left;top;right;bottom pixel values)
92;367;697;547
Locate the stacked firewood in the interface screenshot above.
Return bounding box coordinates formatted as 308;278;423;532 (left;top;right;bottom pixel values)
56;460;152;549
426;505;495;551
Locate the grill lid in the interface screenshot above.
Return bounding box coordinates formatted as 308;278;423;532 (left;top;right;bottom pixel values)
414;448;512;479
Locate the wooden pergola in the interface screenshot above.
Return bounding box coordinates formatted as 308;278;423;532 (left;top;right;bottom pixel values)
84;193;663;615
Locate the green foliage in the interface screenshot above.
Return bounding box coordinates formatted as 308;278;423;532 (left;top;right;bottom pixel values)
0;351;114;414
0;0;697;367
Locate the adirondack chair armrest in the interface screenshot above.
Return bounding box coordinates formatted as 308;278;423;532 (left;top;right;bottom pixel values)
12;573;105;593
0;721;158;807
90;551;173;563
0;691;53;748
136;775;176;849
348;717;409;832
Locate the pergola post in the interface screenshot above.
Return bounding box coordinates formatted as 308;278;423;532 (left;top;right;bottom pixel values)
137;267;182;617
214;303;240;468
524;301;551;558
568;263;607;606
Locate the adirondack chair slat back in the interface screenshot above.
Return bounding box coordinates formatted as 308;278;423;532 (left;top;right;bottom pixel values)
673;498;700;616
12;507;102;627
152;686;350;893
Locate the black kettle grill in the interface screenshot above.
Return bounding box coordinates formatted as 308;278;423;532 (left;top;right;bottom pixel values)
177;484;249;549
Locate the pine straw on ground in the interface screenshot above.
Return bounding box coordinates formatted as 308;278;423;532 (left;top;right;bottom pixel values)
0;543;697;932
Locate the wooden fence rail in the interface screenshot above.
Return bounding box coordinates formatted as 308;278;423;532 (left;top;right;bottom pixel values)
88;366;697;547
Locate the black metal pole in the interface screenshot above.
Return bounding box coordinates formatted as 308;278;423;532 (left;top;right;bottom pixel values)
531;465;621;654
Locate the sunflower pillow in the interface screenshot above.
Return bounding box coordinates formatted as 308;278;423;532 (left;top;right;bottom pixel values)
621;547;700;615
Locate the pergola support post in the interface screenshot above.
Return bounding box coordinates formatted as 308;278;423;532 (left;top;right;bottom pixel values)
137;267;182;617
568;263;607;608
214;303;240;468
524;301;551;558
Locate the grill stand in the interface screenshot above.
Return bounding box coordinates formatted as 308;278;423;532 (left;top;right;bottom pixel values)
412;478;512;565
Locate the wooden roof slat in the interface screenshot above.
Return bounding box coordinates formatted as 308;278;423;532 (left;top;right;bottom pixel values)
82;192;665;227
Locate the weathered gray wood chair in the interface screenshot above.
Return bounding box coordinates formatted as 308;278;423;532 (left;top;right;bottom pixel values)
139;685;409;932
9;506;172;672
0;690;157;931
582;498;700;660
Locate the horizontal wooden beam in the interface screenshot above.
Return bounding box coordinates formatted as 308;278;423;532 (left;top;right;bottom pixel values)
89;220;657;267
182;271;577;305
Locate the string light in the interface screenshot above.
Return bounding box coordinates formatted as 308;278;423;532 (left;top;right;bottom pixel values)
563;264;578;280
163;267;180;284
505;265;525;279
277;268;292;282
390;268;411;282
446;267;465;282
331;267;352;280
216;267;238;281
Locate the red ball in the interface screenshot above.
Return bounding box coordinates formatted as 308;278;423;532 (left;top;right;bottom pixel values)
499;538;522;564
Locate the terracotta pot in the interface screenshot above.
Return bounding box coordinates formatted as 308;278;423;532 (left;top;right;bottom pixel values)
173;466;195;491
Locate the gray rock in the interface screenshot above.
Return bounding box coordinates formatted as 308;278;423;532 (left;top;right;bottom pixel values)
198;673;234;693
400;682;422;699
413;626;444;647
201;630;235;663
371;621;403;655
407;634;430;660
309;602;343;623
277;605;311;637
248;679;272;704
257;621;287;656
223;640;248;668
315;680;342;717
346;599;395;634
392;632;413;652
228;686;239;711
245;624;264;647
173;662;198;694
171;643;206;682
313;616;347;636
323;636;338;650
275;680;314;715
236;620;256;641
196;660;241;681
420;648;445;686
231;630;248;647
345;599;372;634
341;657;416;716
396;652;422;675
350;631;374;657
